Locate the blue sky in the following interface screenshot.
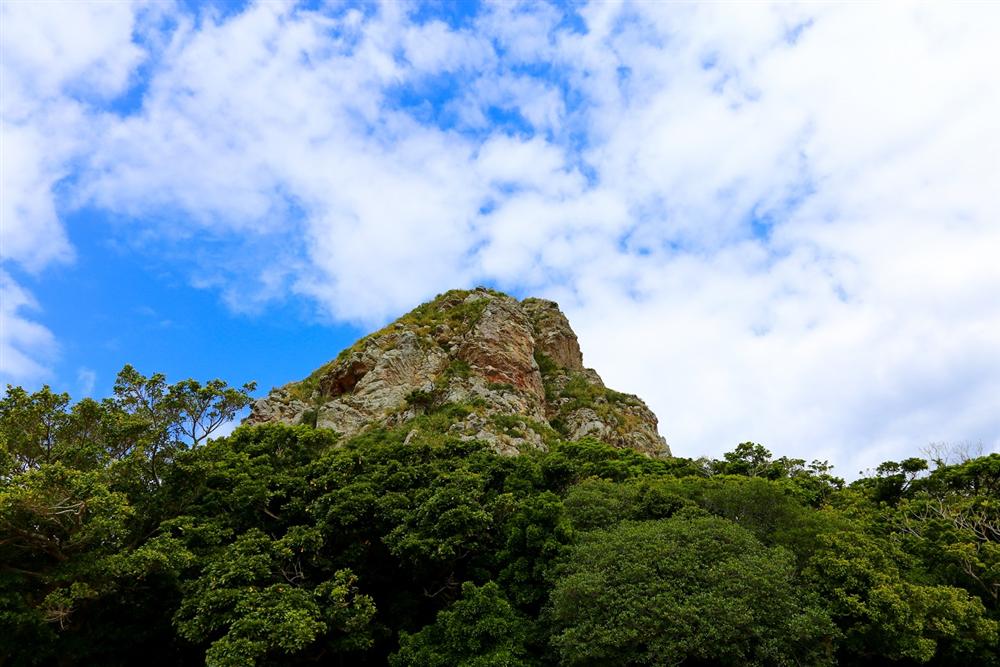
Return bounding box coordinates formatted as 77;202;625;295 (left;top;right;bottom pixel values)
2;1;999;475
4;204;361;398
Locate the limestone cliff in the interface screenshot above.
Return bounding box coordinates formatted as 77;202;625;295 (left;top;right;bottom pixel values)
246;288;670;457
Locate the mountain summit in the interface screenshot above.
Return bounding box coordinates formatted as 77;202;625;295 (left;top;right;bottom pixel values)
247;288;669;457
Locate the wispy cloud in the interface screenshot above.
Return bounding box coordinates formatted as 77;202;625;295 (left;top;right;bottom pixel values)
0;270;57;384
2;1;998;474
76;367;96;397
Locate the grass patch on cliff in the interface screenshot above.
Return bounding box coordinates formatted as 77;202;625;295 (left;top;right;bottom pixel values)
394;289;492;338
402;402;481;442
535;351;560;403
534;350;558;376
558;376;640;411
491;414;561;446
434;359;472;392
543;371;647;441
491;414;528;439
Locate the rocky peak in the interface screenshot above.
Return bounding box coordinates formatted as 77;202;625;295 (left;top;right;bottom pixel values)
521;298;584;372
246;288;670;457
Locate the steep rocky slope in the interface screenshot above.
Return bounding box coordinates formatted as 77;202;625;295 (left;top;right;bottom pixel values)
247;288;669;456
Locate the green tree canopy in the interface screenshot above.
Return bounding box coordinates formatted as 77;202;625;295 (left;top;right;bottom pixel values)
547;511;837;666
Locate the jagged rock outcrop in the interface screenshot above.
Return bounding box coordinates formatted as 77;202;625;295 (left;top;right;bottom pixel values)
246;288;670;457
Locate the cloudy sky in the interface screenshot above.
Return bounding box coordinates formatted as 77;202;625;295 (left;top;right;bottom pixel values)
2;0;998;476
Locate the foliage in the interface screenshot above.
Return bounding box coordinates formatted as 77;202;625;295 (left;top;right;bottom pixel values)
547;512;838;666
391;582;534;667
2;373;999;665
805;528;997;664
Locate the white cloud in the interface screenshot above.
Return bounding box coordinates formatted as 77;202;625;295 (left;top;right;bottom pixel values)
400;19;495;74
553;3;1000;475
0;271;57;384
3;1;999;474
1;1;147;384
1;117;77;270
1;0;145;269
0;1;143;101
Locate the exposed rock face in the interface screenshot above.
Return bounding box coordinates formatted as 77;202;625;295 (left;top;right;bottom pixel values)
246;288;670;457
521;298;584;372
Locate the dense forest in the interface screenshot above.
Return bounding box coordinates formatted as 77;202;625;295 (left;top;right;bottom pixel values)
1;367;998;666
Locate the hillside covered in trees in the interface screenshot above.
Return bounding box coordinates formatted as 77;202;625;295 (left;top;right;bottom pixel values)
2;365;998;665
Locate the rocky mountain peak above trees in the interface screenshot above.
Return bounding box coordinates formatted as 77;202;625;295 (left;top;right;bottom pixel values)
246;287;670;456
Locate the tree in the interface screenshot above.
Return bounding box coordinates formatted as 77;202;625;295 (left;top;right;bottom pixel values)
173;532;376;666
897;454;1000;610
391;582;534;667
546;512;837;666
111;365;256;484
495;492;573;608
0;386;71;473
805;528;997;664
0;368;257;665
719;441;773;477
